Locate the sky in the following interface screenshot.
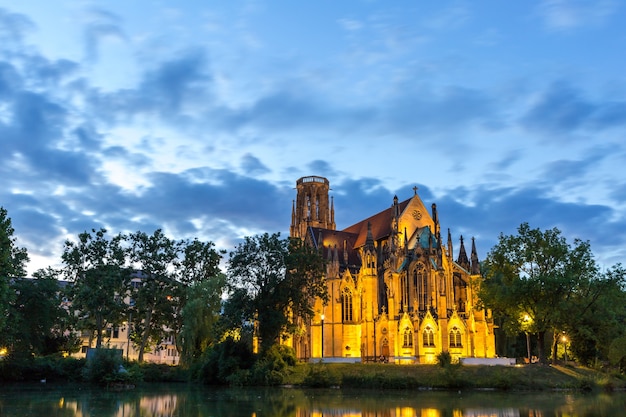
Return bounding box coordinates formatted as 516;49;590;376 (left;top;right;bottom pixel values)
1;0;625;276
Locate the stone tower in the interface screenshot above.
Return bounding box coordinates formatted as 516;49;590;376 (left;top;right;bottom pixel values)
290;176;336;239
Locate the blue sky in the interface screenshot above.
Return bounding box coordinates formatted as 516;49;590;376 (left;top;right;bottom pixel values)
1;0;625;275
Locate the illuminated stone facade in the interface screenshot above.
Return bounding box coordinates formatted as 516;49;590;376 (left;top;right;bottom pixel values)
289;176;496;364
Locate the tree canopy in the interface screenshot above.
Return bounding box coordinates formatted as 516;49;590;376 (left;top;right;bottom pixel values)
480;222;625;364
0;207;29;338
225;233;328;354
62;228;132;349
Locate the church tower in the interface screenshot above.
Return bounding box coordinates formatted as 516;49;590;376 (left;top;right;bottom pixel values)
290;176;336;239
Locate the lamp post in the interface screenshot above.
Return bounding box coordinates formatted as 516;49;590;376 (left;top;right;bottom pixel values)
320;313;325;360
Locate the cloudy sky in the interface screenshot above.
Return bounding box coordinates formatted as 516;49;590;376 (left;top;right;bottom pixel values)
1;0;625;276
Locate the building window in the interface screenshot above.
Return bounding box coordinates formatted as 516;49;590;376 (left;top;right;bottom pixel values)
414;263;427;310
81;346;88;354
449;327;462;348
341;289;353;322
112;327;119;339
401;273;409;311
423;326;435;347
403;326;413;347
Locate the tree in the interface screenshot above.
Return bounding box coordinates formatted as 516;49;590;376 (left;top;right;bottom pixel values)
128;229;182;362
4;268;79;358
176;239;226;366
62;228;131;349
0;207;29;335
225;233;327;354
480;223;599;363
565;264;626;365
179;273;226;366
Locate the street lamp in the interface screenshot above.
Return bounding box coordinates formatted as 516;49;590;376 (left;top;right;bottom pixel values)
320;314;325;359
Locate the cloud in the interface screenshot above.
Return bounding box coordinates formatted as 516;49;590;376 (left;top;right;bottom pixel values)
521;81;626;134
537;0;619;30
240;153;270;175
431;184;621;266
92;48;212;122
82;7;127;62
0;8;35;46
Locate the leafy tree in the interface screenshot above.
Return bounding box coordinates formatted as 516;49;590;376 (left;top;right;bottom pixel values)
4;268;78;357
177;239;226;366
62;228;131;349
609;335;626;373
0;207;29;334
480;223;599;363
562;264;626;365
128;229;182;362
179;275;226;366
225;233;327;354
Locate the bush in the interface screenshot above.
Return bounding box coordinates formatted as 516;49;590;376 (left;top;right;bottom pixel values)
82;348;136;385
197;337;256;385
0;355;85;382
436;351;453;368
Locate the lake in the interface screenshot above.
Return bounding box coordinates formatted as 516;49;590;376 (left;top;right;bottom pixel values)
1;383;625;416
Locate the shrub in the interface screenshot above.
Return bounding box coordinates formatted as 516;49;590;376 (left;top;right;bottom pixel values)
436;351;453;368
197;337;256;385
82;348;136;385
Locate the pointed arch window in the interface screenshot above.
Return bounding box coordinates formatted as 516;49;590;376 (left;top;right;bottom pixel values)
341;288;353;323
403;326;413;347
449;326;462;348
414;263;427;311
423;326;435;347
315;194;320;220
401;273;409;312
306;195;311;219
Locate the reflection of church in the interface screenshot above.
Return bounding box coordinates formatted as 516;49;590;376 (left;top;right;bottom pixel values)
289;176;495;363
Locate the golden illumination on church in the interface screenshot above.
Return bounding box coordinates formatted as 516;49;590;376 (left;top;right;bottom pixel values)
288;176;496;364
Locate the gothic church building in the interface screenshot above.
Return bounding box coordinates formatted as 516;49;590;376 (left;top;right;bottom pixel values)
289;176;496;364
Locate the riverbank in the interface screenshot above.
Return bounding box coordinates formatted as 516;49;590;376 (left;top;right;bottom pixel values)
286;362;626;391
2;355;624;392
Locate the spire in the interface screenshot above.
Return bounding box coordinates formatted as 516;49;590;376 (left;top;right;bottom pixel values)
365;222;375;251
457;235;470;271
393;195;399;217
290;200;296;236
431;203;439;236
471;237;480;275
447;228;453;260
343;239;349;264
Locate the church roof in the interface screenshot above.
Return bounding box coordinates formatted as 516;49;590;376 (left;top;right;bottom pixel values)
342;198;411;248
307;227;361;268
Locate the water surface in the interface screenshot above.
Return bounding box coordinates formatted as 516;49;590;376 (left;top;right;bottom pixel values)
1;383;624;416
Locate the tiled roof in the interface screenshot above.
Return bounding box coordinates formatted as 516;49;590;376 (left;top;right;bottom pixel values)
342;198;411;248
308;227;361;267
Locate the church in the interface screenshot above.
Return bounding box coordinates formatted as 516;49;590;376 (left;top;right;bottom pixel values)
288;176;496;364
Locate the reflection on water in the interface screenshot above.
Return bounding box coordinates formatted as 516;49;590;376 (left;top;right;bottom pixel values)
1;383;625;417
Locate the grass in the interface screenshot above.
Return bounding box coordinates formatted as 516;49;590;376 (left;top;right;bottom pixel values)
282;362;626;392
